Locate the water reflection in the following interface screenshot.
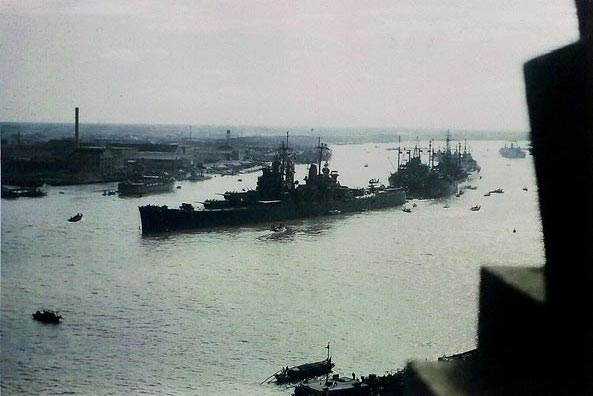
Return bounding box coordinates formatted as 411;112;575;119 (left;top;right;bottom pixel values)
140;224;254;244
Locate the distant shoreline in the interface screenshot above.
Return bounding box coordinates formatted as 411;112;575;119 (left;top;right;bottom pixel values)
1;121;528;145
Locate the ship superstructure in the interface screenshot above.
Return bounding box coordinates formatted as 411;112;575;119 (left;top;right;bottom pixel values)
388;132;480;199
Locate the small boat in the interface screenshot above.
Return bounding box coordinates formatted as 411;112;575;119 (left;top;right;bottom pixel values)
32;310;62;324
438;349;478;362
271;224;286;232
523;187;528;191
412;202;417;208
490;188;504;194
68;213;83;222
271;344;335;384
327;209;341;215
466;185;477;190
443;204;450;208
274;358;334;384
402;208;412;213
470;205;481;211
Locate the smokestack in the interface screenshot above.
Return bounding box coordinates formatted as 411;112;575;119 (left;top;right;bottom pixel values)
226;129;230;144
75;107;80;149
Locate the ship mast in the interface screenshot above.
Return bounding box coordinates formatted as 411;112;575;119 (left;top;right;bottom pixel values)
439;131;448;175
281;131;289;182
397;135;401;170
318;137;323;176
325;342;331;384
432;139;436;168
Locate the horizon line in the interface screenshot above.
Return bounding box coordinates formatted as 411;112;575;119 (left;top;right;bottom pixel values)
0;120;528;135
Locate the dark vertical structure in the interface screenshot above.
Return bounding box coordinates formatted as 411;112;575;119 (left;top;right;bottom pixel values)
75;107;80;149
524;0;593;388
404;2;593;394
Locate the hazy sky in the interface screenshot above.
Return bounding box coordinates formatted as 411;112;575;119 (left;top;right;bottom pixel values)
1;1;579;131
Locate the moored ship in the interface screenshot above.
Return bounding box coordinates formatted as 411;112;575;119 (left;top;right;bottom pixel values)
139;138;406;234
499;142;526;158
1;185;47;198
118;175;175;196
389;133;478;199
388;154;457;199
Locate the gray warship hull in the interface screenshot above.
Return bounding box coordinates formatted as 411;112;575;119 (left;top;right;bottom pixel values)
139;188;405;234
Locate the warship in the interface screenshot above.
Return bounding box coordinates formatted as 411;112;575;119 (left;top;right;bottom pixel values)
434;138;481;174
389;133;479;199
499;142;526;158
139;136;406;234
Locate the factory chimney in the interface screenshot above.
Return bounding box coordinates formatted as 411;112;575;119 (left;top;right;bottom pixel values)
75;107;80;149
226;129;231;145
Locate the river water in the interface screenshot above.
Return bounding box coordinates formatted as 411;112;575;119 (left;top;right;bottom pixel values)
1;141;544;395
